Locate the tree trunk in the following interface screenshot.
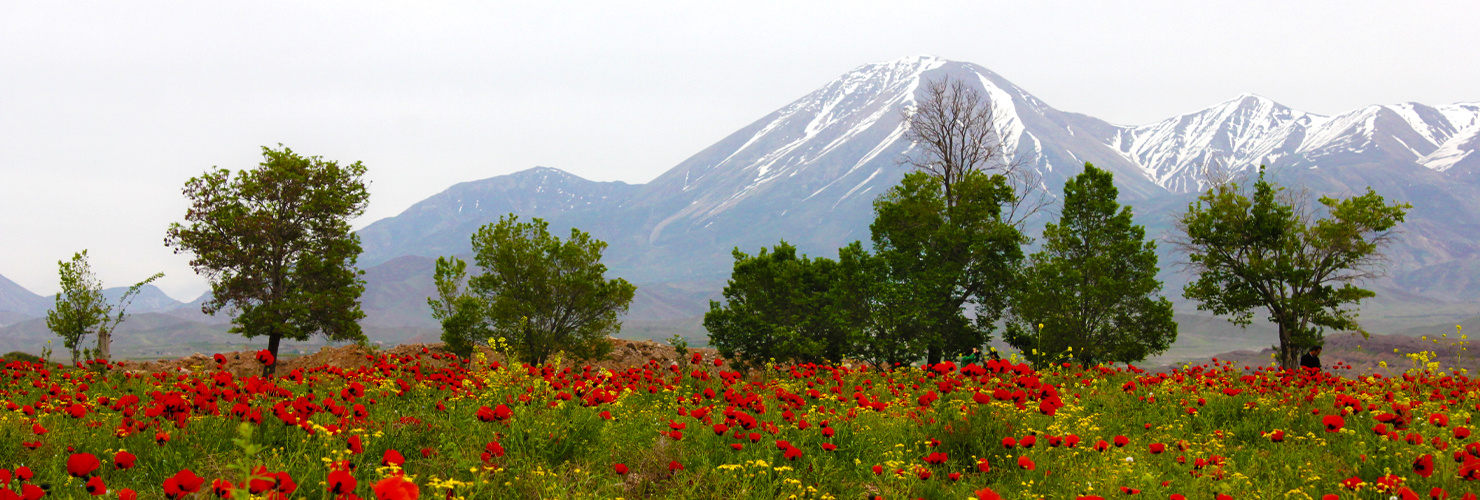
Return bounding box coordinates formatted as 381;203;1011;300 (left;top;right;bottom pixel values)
97;328;110;362
927;345;941;366
264;333;281;377
1276;321;1297;371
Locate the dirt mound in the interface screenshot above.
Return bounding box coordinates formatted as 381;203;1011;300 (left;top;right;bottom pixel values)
120;338;724;375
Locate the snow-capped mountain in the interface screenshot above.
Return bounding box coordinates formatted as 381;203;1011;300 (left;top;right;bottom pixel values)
353;56;1480;330
1116;96;1480;193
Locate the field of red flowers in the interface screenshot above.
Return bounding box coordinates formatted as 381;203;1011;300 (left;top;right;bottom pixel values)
2;346;1478;500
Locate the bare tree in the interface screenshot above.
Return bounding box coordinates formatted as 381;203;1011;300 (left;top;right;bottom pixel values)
901;75;1045;227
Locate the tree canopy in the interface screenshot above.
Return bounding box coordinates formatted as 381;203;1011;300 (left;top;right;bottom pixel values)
47;250;162;363
165;145;369;375
870;169;1023;365
1004;163;1175;367
705;242;851;370
435;214;634;365
1174;167;1410;368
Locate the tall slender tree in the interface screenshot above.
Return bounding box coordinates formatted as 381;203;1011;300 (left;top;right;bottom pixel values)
166;145;369;376
1004;164;1175;367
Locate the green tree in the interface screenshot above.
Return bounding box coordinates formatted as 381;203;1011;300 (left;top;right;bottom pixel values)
428;256;492;358
870;169;1024;365
705;241;850;370
442;214;634;365
46;250;163;363
830;242;920;371
1174;167;1410;369
47;250;108;363
165;145;370;376
1004;164;1176;368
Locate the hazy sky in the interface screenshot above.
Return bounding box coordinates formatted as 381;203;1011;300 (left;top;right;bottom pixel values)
3;0;1476;301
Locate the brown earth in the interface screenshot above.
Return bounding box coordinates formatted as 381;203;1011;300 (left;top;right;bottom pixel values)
118;338;724;376
1170;331;1480;376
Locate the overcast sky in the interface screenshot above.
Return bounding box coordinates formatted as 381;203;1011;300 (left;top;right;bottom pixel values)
2;0;1476;300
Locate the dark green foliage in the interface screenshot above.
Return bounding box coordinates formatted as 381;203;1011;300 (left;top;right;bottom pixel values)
428;256;491;358
706;242;852;370
446;214;634;365
870;170;1024;365
830;242;921;371
165;145;370;375
1004;163;1176;367
1176;167;1410;368
1;351;42;363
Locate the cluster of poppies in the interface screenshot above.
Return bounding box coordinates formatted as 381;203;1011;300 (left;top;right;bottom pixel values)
4;344;1480;498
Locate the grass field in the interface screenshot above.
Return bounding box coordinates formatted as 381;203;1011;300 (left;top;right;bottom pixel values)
1;345;1477;499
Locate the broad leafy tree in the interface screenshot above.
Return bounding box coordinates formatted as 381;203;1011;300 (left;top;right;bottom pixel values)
706;242;851;370
1174;167;1410;369
870;169;1023;365
46;250;162;362
1004;164;1175;367
830;242;920;371
443;214;634;365
428;256;492;358
166;145;369;376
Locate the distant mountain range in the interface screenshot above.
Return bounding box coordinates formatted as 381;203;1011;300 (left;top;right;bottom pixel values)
3;55;1476;359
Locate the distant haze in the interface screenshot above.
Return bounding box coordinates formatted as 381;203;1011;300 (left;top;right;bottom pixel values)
2;1;1477;300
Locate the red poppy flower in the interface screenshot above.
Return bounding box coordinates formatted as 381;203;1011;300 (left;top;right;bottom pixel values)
256;350;274;366
31;423;47;435
1413;453;1435;478
1150;443;1166;454
976;458;990;473
871;464;883;475
119;489;137;500
348;434;364;454
155;431;171;446
248;467;277;494
977;487;1003;500
1114;435;1129;447
1455;427;1472;440
1269;430;1286;442
1020;435;1037;448
114;450;137;470
373;476;418;500
1094;439;1110;451
214;353;227;365
84;476;106;496
822;443;837;452
784;446;804;460
1323;415;1345;432
419;447;435;458
1017;455;1035;470
67;453;101;477
382;449;405;468
614;463;629;475
212;478;236;498
327;470;356;494
916;468;932;480
163;469;205;500
275;472;298;494
1002;437;1017;448
1459;456;1480;480
730;443;743;451
67;404;87;419
1432;487;1450;500
668;460;684;472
